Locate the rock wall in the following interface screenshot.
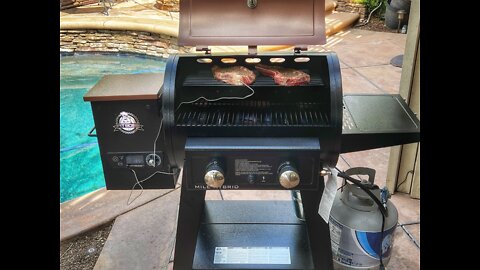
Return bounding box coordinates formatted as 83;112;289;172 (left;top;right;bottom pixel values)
60;29;190;58
335;0;368;21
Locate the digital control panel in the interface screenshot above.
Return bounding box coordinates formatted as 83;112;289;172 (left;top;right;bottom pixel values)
107;151;163;168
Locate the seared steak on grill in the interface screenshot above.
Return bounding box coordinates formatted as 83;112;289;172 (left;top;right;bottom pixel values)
255;64;310;86
212;65;256;85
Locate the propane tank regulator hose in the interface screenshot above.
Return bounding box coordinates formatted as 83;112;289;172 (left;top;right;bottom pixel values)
335;169;387;270
335;170;388;217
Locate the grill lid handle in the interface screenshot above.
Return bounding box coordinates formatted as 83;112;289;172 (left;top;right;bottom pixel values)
247;0;258;9
248;45;257;55
196;46;211;55
294;46;308;54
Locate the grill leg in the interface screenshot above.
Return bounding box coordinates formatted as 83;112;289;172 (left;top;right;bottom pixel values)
300;178;334;270
173;183;206;270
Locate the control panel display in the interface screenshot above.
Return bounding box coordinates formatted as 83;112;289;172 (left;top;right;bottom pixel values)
107;152;163;168
126;155;145;166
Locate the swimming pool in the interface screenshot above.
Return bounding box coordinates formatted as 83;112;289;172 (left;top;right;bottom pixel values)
60;53;167;203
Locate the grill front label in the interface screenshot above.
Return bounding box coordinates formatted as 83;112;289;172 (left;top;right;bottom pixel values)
213;247;291;265
234;159;273;176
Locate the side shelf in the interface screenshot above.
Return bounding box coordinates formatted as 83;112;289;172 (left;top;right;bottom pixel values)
341;94;420;153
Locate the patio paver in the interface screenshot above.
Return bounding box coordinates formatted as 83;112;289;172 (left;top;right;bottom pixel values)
93;188;180;270
388;227;420;269
355;64;403;94
60;187;173;241
341;67;385;94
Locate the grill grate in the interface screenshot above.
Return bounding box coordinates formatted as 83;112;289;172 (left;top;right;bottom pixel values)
183;70;324;87
176;101;330;127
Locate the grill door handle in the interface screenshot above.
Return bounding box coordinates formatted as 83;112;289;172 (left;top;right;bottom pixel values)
88;126;97;137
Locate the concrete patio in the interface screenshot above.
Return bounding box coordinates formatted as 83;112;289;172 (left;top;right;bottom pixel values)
60;27;419;270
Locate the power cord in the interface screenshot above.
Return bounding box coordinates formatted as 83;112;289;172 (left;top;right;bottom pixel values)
127;169;178;205
335;167;387;270
152;118;163;167
396;169;414;191
355;0;384;27
126;118;179;205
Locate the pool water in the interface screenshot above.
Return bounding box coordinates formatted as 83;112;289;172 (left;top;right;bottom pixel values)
60;53;167;203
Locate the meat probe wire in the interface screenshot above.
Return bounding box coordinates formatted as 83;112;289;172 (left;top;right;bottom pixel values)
127;82;256;204
175;82;255;111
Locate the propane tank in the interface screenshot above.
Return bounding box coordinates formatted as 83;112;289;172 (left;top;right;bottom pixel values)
329;167;398;270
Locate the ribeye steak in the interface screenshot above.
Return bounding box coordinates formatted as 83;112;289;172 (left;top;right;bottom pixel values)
255;64;310;86
212;65;256;85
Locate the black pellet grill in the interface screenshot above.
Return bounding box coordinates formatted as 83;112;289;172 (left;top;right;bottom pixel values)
83;1;420;269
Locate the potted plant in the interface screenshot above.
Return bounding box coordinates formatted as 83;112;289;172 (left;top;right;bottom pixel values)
385;0;411;30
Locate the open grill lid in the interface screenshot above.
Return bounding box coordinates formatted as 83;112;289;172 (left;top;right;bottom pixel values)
178;0;326;47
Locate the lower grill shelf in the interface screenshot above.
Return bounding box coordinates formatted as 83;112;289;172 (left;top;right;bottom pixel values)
192;201;322;270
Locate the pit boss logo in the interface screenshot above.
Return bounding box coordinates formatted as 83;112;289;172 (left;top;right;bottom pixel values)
113;111;144;134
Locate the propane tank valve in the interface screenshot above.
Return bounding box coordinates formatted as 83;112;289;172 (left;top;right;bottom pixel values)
320;168;332;176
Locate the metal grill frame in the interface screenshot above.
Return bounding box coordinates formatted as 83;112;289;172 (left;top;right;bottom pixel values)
161;52;344;169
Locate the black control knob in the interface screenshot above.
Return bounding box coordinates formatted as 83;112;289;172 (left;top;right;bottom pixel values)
146;154;161;167
278;163;300;189
204;161;225;188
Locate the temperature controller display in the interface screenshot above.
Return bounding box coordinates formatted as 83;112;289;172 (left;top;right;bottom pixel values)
125;155;145;165
109;152;162;168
